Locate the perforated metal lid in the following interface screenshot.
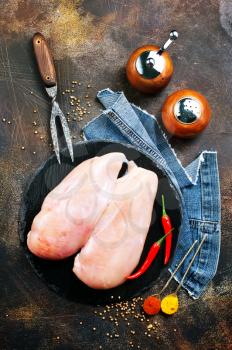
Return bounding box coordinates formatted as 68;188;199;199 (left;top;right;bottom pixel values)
174;97;201;124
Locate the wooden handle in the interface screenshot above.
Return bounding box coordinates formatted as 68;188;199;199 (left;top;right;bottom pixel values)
32;33;57;87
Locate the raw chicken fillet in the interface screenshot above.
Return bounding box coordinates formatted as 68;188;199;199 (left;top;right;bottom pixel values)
27;152;127;259
27;152;158;289
73;161;158;289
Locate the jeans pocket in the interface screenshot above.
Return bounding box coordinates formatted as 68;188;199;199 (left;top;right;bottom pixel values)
185;219;221;291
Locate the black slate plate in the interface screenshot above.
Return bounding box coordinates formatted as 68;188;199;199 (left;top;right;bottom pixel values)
19;141;182;305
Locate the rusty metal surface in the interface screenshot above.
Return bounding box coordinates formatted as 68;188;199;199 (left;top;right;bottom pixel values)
0;1;231;349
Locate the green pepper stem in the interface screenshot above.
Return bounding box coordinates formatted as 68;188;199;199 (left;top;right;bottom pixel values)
157;228;174;246
162;194;167;216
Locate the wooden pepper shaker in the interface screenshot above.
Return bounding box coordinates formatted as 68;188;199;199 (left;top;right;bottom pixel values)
126;31;178;93
162;89;211;138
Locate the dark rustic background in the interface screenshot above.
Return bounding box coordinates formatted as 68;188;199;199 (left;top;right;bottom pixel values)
0;1;231;349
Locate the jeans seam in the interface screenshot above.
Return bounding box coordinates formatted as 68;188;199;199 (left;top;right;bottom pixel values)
199;153;220;223
200;168;203;222
107;111;166;166
189;218;219;224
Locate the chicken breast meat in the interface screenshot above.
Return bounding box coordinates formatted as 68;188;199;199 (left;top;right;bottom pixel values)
27;152;127;260
73;161;158;289
27;152;158;289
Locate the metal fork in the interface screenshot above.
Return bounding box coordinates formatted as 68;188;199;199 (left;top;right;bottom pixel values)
33;32;74;164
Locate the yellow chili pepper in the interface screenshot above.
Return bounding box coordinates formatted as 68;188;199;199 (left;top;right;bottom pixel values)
161;294;179;315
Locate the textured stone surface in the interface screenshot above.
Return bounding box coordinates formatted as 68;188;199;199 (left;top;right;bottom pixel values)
0;1;231;349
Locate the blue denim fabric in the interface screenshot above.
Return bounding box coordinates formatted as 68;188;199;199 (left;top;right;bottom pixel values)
83;88;221;299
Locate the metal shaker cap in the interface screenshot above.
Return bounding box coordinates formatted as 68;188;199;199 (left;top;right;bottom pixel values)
174;97;202;124
135;50;165;79
135;30;178;79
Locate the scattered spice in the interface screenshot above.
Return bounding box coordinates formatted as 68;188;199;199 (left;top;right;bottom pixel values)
7;80;92;157
143;296;161;315
93;295;161;347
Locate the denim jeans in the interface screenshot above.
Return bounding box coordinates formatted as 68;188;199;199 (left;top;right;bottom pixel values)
83;89;221;299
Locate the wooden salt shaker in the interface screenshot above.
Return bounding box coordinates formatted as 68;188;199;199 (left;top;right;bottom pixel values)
162;89;211;138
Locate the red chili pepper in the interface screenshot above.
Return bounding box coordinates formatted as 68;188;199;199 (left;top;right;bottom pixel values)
127;229;174;280
162;194;173;265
